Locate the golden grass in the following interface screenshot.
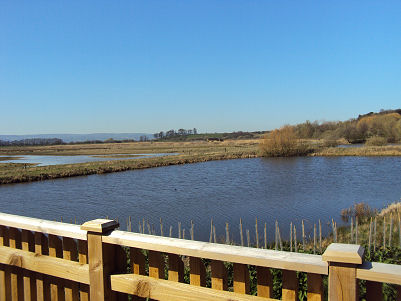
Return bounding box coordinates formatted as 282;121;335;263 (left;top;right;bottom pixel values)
313;144;401;156
0;140;259;184
1;139;401;185
0;156;23;161
379;201;401;217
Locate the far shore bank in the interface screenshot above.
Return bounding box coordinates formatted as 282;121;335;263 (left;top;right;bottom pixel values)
1;140;401;185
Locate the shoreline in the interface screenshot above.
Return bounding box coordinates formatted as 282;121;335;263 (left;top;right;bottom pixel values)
1;141;401;185
0;152;258;185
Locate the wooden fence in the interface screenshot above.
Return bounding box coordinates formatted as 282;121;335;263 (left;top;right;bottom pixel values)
0;212;401;301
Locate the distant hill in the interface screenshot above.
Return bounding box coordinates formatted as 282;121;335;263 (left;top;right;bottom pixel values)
0;133;153;143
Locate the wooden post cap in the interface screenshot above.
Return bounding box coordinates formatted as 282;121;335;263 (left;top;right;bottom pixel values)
81;219;119;234
322;243;364;265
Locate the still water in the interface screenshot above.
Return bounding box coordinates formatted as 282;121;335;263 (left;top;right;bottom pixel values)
0;153;174;166
1;157;400;243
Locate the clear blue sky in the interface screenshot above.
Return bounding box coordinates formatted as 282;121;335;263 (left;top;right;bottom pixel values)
1;1;400;134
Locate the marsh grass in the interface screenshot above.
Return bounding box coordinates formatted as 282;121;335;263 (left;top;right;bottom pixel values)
0;156;23;161
314;144;401;156
0;140;259;184
365;136;388;146
2;139;401;184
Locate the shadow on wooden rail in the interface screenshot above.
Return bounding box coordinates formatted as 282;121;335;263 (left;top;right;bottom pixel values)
0;212;401;300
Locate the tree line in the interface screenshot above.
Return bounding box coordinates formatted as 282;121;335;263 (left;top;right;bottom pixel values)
0;138;64;146
153;128;198;139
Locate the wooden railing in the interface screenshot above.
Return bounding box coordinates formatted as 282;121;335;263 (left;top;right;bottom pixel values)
0;212;400;300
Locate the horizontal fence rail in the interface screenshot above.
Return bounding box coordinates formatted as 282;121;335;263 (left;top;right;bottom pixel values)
0;212;400;300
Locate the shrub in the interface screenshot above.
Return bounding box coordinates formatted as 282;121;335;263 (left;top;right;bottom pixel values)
259;126;311;157
322;139;339;147
365;136;387;146
340;202;377;223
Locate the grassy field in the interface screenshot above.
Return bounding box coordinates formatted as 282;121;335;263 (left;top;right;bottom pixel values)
313;144;401;156
0;140;259;184
1;139;401;185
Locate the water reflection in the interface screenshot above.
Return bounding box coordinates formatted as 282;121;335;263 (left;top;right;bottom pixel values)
0;153;175;166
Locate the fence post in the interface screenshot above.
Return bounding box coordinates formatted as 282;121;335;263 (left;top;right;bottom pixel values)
323;243;364;301
81;219;119;301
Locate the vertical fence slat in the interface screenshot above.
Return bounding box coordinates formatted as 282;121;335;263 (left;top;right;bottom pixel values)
148;251;165;279
115;245;129;301
233;263;250;294
130;248;146;301
366;281;383;301
63;237;79;301
211;260;227;291
256;266;272;298
189;257;206;287
21;230;36;301
282;270;298;301
48;234;65;301
307;273;323;301
9;227;23;301
78;240;89;301
167;254;184;282
34;232;50;301
82;220;119;301
130;248;145;275
0;225;11;301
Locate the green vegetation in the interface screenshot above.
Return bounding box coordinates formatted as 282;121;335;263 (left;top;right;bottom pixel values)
154;128;265;142
122;202;401;300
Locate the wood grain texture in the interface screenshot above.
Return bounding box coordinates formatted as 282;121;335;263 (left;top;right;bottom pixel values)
78;240;89;301
168;254;184;282
282;270;298;301
357;261;401;285
9;227;23;301
256;266;272;298
87;233;106;300
111;274;276;301
49;234;65;301
307;273;323;301
148;251;165;279
130;248;145;275
322;243;364;265
0;212;86;240
62;237;79;301
328;262;358;301
103;230;328;275
211;260;228;291
0;245;89;284
81;219;119;234
130;247;146;301
115;245;129;301
34;232;50;301
0;225;11;301
189;257;206;287
366;281;382;301
87;233;117;301
233;263;250;294
21;230;36;301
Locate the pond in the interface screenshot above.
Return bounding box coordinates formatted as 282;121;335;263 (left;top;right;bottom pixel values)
0;157;400;243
